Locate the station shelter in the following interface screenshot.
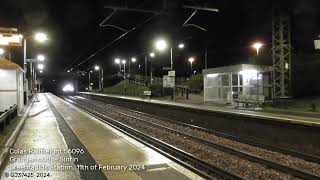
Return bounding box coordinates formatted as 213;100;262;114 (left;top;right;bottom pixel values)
0;58;24;112
202;64;273;104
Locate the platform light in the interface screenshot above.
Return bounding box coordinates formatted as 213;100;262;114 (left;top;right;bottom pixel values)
149;52;155;58
90;83;93;86
131;57;136;63
178;43;185;49
34;32;48;43
239;69;258;79
67;70;70;73
188;57;195;63
0;48;4;55
37;64;44;70
252;42;263;55
155;39;167;51
37;54;45;61
62;84;74;92
94;65;100;71
114;58;120;64
207;73;218;78
121;59;126;64
40;70;43;73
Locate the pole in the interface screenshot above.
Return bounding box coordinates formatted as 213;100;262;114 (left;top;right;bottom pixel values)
101;68;104;91
98;70;101;91
145;55;148;83
150;61;152;85
170;47;173;70
88;72;91;91
191;61;193;74
205;48;208;69
129;60;131;75
123;63;126;76
23;39;28;104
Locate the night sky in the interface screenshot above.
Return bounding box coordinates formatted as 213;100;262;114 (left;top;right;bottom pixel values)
0;0;319;91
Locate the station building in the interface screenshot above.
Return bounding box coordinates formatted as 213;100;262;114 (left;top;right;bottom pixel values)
202;64;273;104
0;58;24;112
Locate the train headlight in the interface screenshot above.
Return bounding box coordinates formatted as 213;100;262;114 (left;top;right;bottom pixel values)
62;84;74;92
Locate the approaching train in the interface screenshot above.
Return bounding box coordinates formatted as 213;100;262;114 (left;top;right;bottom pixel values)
62;83;75;95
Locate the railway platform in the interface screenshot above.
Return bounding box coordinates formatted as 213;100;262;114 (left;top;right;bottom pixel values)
0;93;202;180
78;92;320;127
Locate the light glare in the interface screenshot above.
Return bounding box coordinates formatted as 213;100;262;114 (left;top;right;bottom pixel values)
155;39;167;51
114;58;120;64
37;54;45;61
149;52;155;58
34;32;48;42
252;42;263;55
62;84;74;92
37;64;44;70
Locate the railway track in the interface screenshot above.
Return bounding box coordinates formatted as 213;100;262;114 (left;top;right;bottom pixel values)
73;96;320;164
64;97;241;180
65;96;320;179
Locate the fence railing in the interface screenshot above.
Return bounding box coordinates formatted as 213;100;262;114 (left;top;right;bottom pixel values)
0;105;18;131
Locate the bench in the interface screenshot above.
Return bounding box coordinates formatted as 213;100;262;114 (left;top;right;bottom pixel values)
235;94;265;107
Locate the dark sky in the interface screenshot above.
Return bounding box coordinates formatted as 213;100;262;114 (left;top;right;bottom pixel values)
0;0;319;80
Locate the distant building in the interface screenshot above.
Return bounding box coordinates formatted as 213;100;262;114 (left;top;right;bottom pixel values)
202;64;273;104
0;58;24;112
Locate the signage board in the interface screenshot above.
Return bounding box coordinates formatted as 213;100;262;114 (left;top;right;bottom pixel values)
143;91;151;96
162;67;171;70
0;33;23;46
163;75;175;88
168;70;175;77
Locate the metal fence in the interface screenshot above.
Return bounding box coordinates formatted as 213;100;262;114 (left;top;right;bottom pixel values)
0;105;18;131
132;75;189;86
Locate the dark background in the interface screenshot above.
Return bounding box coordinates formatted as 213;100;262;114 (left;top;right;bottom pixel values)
0;0;320;96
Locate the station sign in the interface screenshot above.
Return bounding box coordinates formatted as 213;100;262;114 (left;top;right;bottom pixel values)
168;70;175;77
0;33;23;46
163;75;175;88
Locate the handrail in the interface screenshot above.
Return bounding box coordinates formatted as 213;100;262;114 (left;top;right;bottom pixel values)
0;104;18;131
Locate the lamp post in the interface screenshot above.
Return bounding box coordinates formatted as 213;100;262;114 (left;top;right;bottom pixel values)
23;32;48;103
252;42;263;55
121;59;126;76
188;57;195;74
149;52;155;84
94;65;103;92
129;57;136;76
114;58;121;75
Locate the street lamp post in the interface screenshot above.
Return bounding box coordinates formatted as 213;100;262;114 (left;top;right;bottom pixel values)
23;32;48;104
129;57;136;76
121;60;126;76
114;58;121;75
94;65;103;92
188;57;195;74
252;42;263;55
149;52;155;84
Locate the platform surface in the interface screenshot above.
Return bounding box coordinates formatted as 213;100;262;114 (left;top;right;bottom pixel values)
1;93;203;180
79;92;320;127
1;93;81;179
47;93;202;180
